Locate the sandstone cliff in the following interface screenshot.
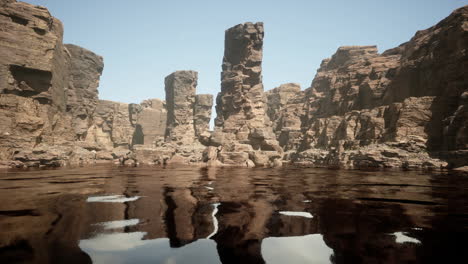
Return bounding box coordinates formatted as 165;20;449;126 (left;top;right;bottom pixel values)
0;0;102;167
266;6;468;169
0;1;214;168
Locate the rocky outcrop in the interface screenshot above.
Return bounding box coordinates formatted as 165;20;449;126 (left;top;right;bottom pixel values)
210;22;283;167
292;6;468;169
65;44;104;140
79;70;212;166
164;71;197;145
0;0;82;166
265;83;305;152
0;1;213;167
129;72;212;165
194;94;213;142
132;99;167;147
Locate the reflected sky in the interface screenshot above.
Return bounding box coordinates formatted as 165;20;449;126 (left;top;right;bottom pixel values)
80;233;221;264
262;234;333;264
87;195;141;203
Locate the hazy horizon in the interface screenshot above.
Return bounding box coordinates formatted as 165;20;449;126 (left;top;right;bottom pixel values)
23;0;468;105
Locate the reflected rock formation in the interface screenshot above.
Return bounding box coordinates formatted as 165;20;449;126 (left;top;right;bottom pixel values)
1;166;468;263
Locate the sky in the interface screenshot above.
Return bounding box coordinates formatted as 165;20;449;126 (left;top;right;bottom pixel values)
23;0;468;105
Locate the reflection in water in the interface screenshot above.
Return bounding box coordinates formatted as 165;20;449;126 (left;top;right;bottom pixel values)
95;219;140;230
207;203;221;239
1;165;468;263
87;195;141;203
392;232;421;244
80;233;221;264
261;234;333;264
278;211;313;218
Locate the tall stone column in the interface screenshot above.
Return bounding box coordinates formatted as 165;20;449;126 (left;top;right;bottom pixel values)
212;22;283;166
164;71;197;145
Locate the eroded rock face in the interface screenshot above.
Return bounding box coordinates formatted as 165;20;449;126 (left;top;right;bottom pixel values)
65;44;104;140
0;1;66;107
294;6;468;169
134;99;167;147
266;83;305;152
0;1;73;165
212;22;283;167
194;94;213;141
165;71;197;145
0;1;111;167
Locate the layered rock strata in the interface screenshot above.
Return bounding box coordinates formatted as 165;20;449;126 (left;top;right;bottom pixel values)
194;94;213;142
0;0;101;166
269;6;468;169
131;71;213;165
209;22;283;167
265;83;305;153
164;71;197;145
0;1;213;167
65;44;104;140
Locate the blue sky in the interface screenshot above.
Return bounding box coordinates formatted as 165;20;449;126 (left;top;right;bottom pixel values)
23;0;468;104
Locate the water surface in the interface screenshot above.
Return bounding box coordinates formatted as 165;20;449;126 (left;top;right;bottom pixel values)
1;165;467;263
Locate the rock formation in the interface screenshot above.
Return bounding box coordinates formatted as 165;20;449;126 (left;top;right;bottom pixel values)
0;0;90;166
65;44;104;140
194;94;213;141
0;0;466;170
265;83;305;153
209;22;283;167
131;72;213;165
132;99;167;147
164;71;197;145
268;6;468;169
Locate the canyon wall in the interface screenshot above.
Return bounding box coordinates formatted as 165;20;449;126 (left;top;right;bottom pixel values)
266;6;468;169
0;0;95;166
0;0;214;168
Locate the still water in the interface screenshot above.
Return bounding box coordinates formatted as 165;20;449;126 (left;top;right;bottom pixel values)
0;165;467;263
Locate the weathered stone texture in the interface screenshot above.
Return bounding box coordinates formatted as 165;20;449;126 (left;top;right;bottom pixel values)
0;1;72;164
212;22;283;167
65;44;104;139
165;71;197;144
194;94;213;139
265;83;305;151
295;6;468;169
135;100;167;147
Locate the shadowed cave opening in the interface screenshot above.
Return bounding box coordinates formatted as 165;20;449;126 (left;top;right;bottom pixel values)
131;124;144;145
8;15;28;26
0;239;34;263
8;65;52;96
33;27;46;35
